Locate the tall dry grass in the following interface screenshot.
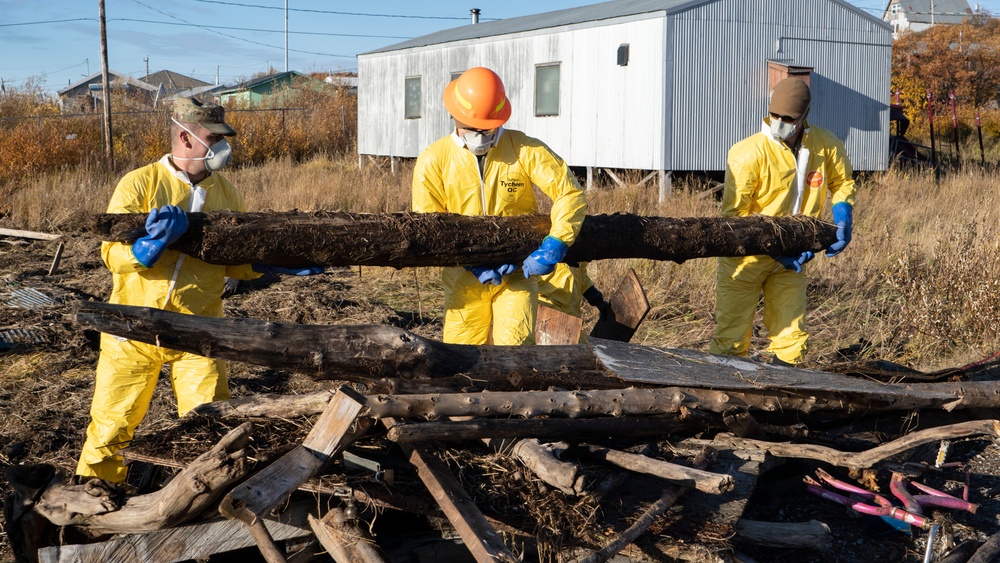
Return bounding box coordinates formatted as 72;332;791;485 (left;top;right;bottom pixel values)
3;146;998;371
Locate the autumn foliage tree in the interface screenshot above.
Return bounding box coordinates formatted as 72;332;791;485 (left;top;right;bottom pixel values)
892;15;1000;139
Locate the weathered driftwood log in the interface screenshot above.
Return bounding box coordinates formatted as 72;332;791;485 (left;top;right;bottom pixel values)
17;422;251;534
89;211;839;267
735;519;832;550
682;419;1000;471
386;415;707;442
308;509;387;563
75;301;610;390
576;444;733;494
500;439;586;496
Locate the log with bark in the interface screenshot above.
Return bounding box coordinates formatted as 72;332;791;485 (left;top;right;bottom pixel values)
75;301;1000;411
87;211;839;267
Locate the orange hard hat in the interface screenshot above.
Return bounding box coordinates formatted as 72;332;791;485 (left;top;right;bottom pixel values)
443;67;511;129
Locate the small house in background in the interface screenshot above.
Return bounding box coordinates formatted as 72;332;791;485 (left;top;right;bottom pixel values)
216;71;318;106
883;0;974;37
358;0;892;196
140;70;210;96
324;73;358;96
56;71;160;114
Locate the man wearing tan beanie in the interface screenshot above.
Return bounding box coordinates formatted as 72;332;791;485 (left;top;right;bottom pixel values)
710;77;855;365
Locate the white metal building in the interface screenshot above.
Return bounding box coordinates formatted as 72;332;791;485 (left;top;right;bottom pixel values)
357;0;892;193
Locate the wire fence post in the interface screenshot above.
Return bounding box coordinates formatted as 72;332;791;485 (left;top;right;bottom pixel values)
949;90;960;165
927;90;936;168
976;109;985;168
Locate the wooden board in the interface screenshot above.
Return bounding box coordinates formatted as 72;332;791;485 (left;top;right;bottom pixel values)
589;339;952;400
37;500;312;563
0;228;62;241
535;305;583;345
220;386;364;522
590;269;649;342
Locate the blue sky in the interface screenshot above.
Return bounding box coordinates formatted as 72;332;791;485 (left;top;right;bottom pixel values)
1;0;997;95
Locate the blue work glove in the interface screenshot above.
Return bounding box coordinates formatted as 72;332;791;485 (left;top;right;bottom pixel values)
825;202;853;257
522;236;569;278
771;251;815;274
252;265;326;276
466;264;517;285
132;205;189;268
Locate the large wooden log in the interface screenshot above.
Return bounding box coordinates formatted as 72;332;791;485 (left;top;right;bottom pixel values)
76;301;1000;410
88;211;839;267
74;301;610;390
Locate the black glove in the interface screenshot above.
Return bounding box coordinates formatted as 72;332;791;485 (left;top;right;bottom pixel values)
583;285;611;320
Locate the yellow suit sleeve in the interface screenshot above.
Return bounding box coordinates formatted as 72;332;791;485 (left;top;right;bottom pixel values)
527;143;587;245
826;138;856;208
412;148;448;213
721;141;762;218
102;173;153;274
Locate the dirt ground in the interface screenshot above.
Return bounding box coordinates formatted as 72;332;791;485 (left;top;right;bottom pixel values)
2;233;1000;562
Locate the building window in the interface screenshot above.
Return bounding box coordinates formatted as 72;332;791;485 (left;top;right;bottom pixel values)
405;76;421;119
890;2;900;14
535;64;560;117
451;71;464;81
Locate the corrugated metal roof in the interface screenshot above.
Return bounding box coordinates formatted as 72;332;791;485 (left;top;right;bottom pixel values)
894;0;973;24
362;0;885;55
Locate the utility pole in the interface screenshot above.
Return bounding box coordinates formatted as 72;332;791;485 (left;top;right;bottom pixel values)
144;56;149;79
99;0;114;166
284;0;288;72
216;65;220;86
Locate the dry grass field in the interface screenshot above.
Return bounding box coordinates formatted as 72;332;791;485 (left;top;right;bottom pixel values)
7;153;1000;370
3;145;1000;562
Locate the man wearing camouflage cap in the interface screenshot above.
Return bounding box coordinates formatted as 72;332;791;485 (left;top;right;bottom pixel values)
75;97;320;483
710;77;856;366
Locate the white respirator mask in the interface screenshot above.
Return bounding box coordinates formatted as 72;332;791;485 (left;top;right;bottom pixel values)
768;106;808;143
462;129;498;156
171;118;233;172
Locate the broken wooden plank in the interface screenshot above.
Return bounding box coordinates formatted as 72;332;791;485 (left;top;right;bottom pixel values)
88;211;839;268
308;508;386;563
535;304;583;345
590;268;649;342
677;449;776;541
219;387;365;524
36;499;312;563
0;228;62;241
383;418;516;563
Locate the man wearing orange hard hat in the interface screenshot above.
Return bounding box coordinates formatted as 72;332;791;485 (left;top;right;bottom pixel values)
412;67;587;345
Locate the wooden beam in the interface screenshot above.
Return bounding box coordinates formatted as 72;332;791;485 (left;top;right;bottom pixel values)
577;444;734;494
220;387;365;523
383;418;517;563
535;304;583;345
590;268;649;342
0;228;62;241
36;500;312;563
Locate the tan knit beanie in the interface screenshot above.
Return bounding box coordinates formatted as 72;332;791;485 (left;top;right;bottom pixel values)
768;78;811;120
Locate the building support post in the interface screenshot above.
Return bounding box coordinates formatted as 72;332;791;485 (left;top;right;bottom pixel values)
658;170;672;204
586;167;594;191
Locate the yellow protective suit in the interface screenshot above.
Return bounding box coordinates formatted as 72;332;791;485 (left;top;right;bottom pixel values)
710;120;855;364
537;262;594;317
77;156;259;482
413;129;587;345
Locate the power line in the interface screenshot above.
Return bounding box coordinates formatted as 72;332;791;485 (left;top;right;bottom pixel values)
188;0;497;21
112;17;412;39
0;17;95;28
126;0;357;58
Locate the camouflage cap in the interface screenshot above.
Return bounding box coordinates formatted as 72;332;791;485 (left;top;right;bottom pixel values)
172;97;235;136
